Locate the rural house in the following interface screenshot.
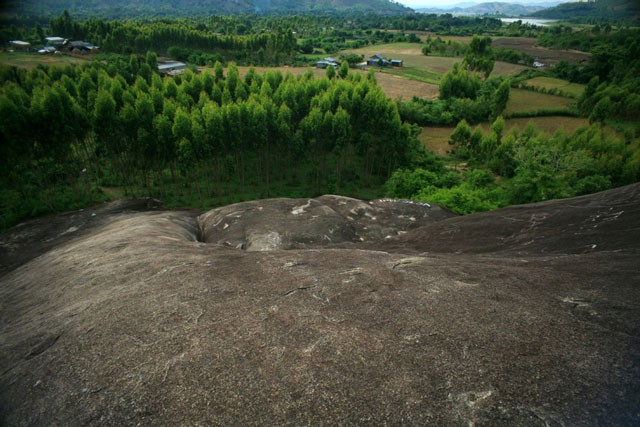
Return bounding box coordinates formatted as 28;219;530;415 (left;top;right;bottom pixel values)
367;54;389;67
366;54;403;67
45;36;66;45
316;57;340;69
37;46;57;54
63;40;99;53
157;59;187;76
9;40;31;51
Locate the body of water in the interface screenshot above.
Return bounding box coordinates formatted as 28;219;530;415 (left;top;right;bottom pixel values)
501;18;557;27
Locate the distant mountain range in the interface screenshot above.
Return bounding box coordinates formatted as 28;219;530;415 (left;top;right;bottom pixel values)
415;1;564;16
4;0;411;19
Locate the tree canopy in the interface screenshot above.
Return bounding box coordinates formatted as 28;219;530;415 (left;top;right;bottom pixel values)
0;58;425;231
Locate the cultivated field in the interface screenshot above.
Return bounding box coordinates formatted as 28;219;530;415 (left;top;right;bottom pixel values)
502;116;589;135
341;42;424;57
524;76;585;98
492;37;591;67
505;88;575;115
0;51;91;68
433;36;591;68
341;43;528;78
370;71;439;100
435;35;474;44
383;66;440;85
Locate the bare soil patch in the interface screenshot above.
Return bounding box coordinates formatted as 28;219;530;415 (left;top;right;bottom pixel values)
493;37;591;67
372;70;439;100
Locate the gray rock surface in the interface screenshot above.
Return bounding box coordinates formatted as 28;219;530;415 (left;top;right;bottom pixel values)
198;195;454;250
0;188;639;426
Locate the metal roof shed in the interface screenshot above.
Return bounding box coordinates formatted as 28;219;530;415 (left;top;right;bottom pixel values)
45;37;65;44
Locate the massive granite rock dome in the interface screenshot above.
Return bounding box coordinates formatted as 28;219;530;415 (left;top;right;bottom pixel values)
197;195;453;251
1;186;639;426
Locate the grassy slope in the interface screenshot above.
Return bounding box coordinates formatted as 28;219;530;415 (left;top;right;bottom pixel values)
341;43;527;83
0;52;91;69
505;88;575;115
524;76;585;98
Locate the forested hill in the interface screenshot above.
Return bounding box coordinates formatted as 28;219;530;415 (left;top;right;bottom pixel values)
5;0;411;19
532;0;640;23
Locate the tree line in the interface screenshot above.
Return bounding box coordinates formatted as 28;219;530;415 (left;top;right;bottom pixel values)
9;0;410;20
386;117;640;214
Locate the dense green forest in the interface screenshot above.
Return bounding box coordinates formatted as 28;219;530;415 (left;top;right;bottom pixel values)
0;58;428;230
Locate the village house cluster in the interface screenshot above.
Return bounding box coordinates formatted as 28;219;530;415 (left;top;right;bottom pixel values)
365;53;403;67
316;54;403;70
7;36;188;76
8;36;99;54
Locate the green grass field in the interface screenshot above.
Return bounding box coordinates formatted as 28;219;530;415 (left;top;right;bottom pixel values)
500;116;589;135
524;76;585;98
341;42;424;57
492;61;529;77
341;43;456;75
383;66;440;84
505;88;575;115
0;51;92;69
340;43;528;81
434;36;474;44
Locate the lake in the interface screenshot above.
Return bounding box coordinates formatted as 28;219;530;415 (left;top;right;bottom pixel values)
501;18;557;26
